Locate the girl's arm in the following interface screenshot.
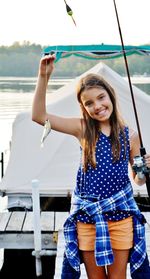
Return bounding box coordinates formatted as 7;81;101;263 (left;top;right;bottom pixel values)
129;128;150;186
32;54;82;139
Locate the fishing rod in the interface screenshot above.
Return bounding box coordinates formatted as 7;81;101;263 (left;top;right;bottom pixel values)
113;0;150;198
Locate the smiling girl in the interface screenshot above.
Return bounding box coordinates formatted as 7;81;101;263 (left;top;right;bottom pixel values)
32;54;150;279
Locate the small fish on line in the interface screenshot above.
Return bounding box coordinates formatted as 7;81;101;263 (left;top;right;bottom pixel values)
40;119;51;148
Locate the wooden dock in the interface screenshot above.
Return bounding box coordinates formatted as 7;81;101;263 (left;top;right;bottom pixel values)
0;211;149;278
0;211;69;250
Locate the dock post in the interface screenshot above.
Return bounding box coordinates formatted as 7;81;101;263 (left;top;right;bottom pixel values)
31;179;42;277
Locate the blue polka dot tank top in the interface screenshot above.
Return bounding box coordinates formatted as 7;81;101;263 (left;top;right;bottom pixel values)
75;126;132;223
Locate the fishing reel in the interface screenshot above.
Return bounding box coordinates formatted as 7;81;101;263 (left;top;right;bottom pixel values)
132;155;150;179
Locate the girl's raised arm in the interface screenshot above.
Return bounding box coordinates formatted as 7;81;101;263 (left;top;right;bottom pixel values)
32;54;82;139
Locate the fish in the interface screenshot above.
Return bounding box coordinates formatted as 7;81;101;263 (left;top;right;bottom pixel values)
40;119;51;148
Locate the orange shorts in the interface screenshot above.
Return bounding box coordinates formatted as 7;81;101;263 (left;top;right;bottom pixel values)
77;216;133;251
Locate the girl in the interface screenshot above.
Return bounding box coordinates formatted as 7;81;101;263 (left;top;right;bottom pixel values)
32;54;150;279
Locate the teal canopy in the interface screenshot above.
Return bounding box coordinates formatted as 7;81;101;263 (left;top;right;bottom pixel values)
43;44;150;62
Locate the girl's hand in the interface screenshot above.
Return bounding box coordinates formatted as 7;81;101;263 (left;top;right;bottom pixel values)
39;53;56;77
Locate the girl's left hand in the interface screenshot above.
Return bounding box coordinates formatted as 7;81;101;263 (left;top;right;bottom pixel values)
39;53;56;77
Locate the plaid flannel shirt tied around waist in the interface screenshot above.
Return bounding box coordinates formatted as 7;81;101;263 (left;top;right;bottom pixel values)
63;183;147;274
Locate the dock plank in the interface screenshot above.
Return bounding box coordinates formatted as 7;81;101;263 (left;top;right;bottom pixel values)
55;212;69;231
0;212;11;232
6;212;26;231
23;211;33;231
0;211;69;233
14;212;55;232
41;211;55;231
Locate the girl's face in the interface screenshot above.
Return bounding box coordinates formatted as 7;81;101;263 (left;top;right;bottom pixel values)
80;87;113;123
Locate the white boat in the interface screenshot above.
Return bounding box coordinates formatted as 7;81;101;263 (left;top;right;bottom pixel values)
1;61;150;198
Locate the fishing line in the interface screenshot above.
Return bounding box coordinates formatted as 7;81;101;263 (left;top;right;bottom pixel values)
40;54;53;147
113;0;150;198
113;0;143;146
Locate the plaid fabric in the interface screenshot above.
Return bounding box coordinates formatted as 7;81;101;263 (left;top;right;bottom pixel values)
130;216;147;273
63;183;147;274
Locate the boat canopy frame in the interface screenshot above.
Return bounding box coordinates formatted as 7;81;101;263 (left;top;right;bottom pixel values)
43;44;150;62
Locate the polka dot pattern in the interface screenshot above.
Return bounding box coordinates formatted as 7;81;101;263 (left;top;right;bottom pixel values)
75;127;132;223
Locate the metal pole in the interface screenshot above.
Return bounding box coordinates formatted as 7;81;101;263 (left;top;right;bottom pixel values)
32;179;42;277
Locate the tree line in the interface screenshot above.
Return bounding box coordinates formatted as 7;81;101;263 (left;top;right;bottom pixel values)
0;41;150;77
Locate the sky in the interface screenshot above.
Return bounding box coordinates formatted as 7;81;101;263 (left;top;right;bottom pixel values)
0;0;150;47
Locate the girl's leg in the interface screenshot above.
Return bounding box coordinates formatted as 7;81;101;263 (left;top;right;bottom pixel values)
81;251;108;279
107;249;130;279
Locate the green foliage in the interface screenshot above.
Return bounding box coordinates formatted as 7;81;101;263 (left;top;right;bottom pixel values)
0;42;150;77
0;42;42;77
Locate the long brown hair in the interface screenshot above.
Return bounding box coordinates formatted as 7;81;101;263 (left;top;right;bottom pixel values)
76;73;126;171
